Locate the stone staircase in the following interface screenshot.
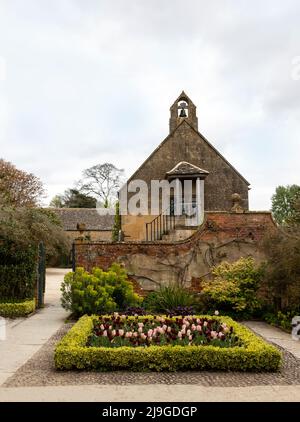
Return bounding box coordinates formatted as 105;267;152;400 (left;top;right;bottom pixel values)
160;215;197;241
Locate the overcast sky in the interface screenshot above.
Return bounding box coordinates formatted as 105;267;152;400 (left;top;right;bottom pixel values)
0;0;299;209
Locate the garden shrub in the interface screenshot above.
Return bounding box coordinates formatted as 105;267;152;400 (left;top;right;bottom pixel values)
0;240;37;300
142;285;195;313
54;315;282;372
0;299;36;318
264;310;299;332
201;257;263;317
61;264;142;316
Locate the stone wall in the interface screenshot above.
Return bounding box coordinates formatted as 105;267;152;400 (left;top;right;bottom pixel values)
74;212;276;292
66;230;112;242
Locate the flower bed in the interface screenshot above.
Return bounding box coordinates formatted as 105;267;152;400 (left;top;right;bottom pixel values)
89;315;240;348
55;315;282;372
0;299;36;318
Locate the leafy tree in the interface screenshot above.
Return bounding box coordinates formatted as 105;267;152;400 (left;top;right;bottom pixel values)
77;163;124;207
0;206;70;258
0;158;44;207
271;184;300;225
49;189;96;208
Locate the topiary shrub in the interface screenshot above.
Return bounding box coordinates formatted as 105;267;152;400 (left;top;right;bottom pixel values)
0;299;36;318
54;315;282;372
201;257;264;318
61;263;142;316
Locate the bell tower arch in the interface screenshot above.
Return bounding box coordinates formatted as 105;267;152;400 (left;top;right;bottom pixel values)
169;91;198;133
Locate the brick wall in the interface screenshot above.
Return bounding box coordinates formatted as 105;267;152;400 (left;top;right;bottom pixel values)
73;212;276;292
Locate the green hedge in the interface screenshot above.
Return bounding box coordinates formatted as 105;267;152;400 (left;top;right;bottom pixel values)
0;241;37;300
54;315;282;372
0;299;36;318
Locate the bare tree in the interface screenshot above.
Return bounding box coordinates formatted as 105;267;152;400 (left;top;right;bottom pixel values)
0;158;45;207
77;163;124;207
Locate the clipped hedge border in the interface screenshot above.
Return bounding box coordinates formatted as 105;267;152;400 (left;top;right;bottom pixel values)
54;315;282;372
0;299;36;318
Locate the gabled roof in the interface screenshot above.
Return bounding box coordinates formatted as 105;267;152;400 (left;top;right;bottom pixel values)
127;119;250;186
166;161;209;176
52;208;114;231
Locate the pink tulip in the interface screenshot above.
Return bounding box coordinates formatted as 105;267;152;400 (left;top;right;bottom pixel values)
191;324;196;331
141;333;147;340
211;331;217;339
138;327;143;333
189;335;193;341
109;325;112;330
138;322;144;328
119;329;124;336
100;324;105;330
167;326;172;333
163;325;167;331
203;321;208;327
196;325;202;332
133;332;138;337
218;332;223;338
148;329;153;337
111;330;116;336
103;330;107;337
178;332;182;338
186;329;191;336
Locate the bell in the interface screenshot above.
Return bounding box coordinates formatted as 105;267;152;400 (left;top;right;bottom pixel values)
179;108;187;118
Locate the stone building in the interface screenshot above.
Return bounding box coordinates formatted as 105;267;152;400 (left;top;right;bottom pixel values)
73;92;276;291
53;208;113;242
121;91;250;241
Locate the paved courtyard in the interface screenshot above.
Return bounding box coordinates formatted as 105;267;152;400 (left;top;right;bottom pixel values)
1;268;300;402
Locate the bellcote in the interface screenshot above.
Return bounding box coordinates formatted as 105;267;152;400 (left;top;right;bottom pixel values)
169;91;198;133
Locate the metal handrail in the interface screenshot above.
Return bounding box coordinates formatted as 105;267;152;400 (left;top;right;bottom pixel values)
145;202;198;241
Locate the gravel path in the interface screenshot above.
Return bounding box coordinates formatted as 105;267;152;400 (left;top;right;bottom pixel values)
3;323;300;388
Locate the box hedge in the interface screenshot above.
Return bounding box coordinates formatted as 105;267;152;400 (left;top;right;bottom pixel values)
0;298;36;318
54;315;282;372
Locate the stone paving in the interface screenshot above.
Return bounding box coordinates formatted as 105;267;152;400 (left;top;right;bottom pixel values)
2;268;300;401
4;322;300;388
0;268;69;386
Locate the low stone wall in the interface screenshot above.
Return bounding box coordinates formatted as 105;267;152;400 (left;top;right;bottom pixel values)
74;212;276;292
